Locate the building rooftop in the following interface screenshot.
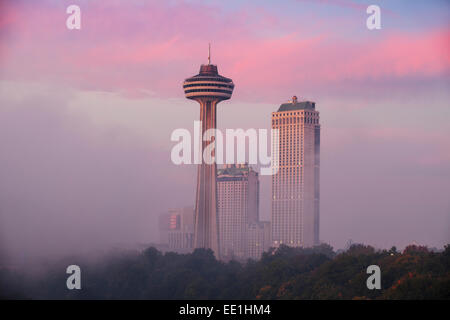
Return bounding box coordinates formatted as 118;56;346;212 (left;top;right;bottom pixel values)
199;64;218;76
277;96;315;112
184;65;233;83
217;164;257;178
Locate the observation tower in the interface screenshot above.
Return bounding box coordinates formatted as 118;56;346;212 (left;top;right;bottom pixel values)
183;46;234;258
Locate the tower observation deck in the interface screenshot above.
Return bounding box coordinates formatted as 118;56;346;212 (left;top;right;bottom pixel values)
183;51;234;259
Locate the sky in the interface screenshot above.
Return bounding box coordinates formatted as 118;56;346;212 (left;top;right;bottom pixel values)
0;0;449;264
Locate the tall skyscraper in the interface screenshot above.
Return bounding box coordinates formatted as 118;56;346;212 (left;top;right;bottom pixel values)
217;164;259;260
271;96;320;248
183;49;234;259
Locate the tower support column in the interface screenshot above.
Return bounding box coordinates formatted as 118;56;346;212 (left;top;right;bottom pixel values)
194;99;220;258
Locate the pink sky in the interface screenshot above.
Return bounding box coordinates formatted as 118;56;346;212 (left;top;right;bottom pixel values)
0;0;449;262
1;1;449;100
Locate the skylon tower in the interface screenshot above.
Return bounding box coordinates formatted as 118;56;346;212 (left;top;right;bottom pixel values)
183;46;234;258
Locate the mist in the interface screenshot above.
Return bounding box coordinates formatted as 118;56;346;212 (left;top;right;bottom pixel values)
0;82;197;267
1;80;449;270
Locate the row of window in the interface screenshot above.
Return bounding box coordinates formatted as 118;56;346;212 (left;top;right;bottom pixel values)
273;118;319;125
183;83;234;89
185;77;232;83
273;111;316;117
185;88;232;94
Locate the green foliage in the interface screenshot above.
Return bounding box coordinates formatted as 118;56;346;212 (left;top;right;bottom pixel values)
1;243;448;299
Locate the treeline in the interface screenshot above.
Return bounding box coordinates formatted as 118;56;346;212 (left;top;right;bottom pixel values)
1;243;449;299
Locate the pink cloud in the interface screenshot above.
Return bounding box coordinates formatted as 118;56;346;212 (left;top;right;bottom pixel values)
0;1;449;101
224;29;449;90
296;0;397;15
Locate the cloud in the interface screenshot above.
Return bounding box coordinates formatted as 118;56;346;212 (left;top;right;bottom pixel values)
0;1;448;102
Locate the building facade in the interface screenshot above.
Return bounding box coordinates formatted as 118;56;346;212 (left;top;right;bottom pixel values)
271;96;320;248
246;221;271;260
217;164;260;260
158;206;195;252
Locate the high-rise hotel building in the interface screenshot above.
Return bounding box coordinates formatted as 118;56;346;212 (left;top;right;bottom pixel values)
217;164;260;260
271;96;320;248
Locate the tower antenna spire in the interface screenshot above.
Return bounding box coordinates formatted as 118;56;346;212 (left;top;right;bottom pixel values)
208;43;211;65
